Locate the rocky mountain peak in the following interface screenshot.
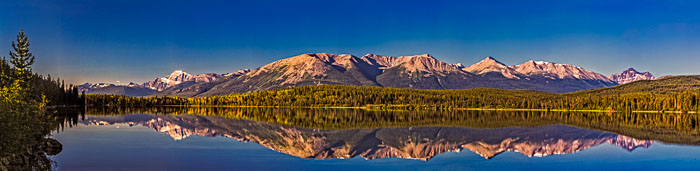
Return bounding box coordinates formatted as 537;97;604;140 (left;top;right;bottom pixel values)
245;53;374;86
400;54;465;74
192;73;222;82
165;70;193;82
142;70;221;91
608;67;655;84
512;60;613;81
463;56;520;79
312;53;358;67
415;53;434;59
360;54;415;68
223;69;251;77
481;56;507;66
483;56;497;61
126;82;140;87
622;68;653;76
454;63;464;69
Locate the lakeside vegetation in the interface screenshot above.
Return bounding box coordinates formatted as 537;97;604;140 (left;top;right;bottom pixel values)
87;76;700;112
1;30;81;170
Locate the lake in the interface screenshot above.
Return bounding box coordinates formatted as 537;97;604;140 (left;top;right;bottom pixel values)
49;107;700;170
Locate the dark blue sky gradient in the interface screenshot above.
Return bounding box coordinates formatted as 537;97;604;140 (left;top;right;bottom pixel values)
1;0;700;84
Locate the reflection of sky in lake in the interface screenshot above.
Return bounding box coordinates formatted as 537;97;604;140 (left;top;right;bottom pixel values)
51;118;700;170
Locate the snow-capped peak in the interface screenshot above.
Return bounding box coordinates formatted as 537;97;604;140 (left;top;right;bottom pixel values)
510;60;613;81
142;70;221;91
454;63;465;68
608;67;655;84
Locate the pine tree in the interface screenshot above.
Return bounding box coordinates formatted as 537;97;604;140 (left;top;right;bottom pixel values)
9;30;35;71
9;29;35;92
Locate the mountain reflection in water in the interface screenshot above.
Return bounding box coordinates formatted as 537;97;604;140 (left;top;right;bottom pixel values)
79;114;653;160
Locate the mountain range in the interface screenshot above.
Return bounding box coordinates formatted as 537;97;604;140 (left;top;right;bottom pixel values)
79;53;658;96
142;70;224;91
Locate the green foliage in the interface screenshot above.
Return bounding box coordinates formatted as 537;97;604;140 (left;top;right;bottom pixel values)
0;102;57;170
29;73;84;106
87;86;553;108
88;76;700;112
1;58;23;103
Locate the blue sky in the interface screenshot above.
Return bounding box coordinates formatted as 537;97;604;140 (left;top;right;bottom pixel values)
1;0;699;84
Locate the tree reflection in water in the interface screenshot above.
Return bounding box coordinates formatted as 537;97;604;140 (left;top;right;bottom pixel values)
0;106;82;171
65;106;700;160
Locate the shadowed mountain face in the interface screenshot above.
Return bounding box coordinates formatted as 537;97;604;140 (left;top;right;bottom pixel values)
80;114;652;160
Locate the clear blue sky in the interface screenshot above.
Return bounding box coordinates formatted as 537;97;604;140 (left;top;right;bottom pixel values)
1;0;699;84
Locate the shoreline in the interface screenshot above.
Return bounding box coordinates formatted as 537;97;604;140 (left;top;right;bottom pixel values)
82;104;698;114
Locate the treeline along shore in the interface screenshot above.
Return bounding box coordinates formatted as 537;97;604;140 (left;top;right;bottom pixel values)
86;75;700;112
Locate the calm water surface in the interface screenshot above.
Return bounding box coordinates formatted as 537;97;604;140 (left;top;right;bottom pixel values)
49;108;700;170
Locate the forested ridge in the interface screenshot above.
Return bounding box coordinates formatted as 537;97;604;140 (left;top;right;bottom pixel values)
87;76;700;112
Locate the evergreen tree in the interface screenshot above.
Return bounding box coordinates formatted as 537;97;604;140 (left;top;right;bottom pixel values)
8;29;35;93
9;29;35;72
